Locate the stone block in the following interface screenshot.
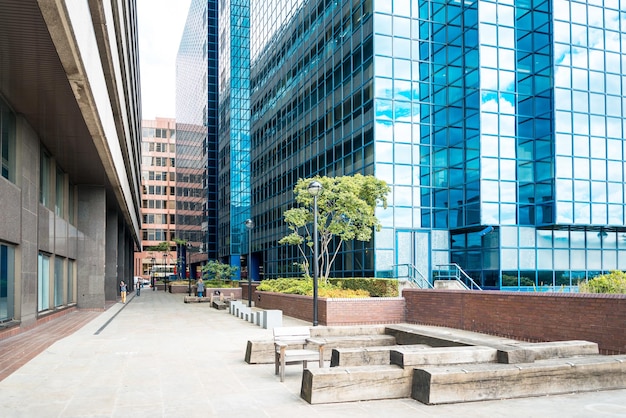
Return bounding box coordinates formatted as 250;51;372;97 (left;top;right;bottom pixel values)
391;345;498;367
301;365;413;404
411;355;626;405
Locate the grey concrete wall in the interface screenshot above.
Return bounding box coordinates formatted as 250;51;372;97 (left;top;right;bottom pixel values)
77;186;106;309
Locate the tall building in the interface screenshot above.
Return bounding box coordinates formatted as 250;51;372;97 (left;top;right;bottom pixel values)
176;0;219;274
173;0;626;287
218;0;254;278
134;118;178;282
0;0;142;328
241;0;626;289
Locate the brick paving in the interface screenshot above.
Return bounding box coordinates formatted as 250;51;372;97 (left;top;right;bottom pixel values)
0;304;115;382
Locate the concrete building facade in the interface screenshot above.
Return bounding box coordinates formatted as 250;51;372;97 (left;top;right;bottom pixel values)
135;118;178;283
0;1;142;328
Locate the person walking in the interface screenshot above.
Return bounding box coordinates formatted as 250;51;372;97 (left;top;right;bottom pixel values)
135;277;141;296
120;281;127;303
196;278;205;298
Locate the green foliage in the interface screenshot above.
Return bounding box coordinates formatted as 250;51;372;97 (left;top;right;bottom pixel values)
147;241;172;253
578;271;626;294
279;174;389;281
257;278;370;298
501;275;535;286
202;260;239;284
329;278;398;297
204;279;239;288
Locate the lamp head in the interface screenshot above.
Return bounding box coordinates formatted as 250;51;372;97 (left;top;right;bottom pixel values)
245;218;255;229
307;181;323;197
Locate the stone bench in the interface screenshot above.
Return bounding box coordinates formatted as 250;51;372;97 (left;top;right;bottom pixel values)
245;325;394;364
183;296;211;303
330;344;431;367
412;355;626;405
212;300;227;310
303;345;499;404
246;333;396;364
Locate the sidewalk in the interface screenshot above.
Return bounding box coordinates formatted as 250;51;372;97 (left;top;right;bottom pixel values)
0;289;625;417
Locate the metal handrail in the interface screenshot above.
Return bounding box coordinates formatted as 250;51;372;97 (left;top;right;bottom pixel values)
392;264;433;289
434;263;482;290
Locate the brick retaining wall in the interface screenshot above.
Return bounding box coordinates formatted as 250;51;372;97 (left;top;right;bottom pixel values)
403;289;626;354
255;291;405;326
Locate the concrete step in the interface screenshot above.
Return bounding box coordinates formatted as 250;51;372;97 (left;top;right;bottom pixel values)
412;355;626;405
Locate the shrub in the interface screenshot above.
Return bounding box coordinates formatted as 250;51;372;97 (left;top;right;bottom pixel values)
329;278;398;297
578;271;626;294
257;278;371;298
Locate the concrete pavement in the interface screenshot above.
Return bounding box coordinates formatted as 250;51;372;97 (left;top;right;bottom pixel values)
1;289;625;417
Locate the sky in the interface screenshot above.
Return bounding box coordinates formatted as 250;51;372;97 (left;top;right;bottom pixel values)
137;0;192;120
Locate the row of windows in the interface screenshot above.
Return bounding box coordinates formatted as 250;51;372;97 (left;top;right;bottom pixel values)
40;151;76;224
37;253;76;313
142;199;175;210
1;99;16;182
142;157;175;167
142;214;175;225
142;128;174;139
142;142;175;153
142;229;175;242
142;171;175;182
144;185;175;196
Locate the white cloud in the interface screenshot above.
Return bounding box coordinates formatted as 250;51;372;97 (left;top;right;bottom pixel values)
137;0;192;120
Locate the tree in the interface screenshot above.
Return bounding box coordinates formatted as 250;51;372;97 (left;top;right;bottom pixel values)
279;174;389;282
202;260;239;284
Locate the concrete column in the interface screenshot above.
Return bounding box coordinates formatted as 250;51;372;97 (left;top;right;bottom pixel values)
77;186;106;309
16;118;40;325
105;210;120;301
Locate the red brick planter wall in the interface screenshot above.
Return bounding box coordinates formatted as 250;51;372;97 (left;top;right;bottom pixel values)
255;291;405;326
403;289;626;354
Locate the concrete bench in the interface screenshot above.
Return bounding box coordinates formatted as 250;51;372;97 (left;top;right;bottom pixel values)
245;325;393;364
330;344;431;367
183;296;211;303
412;355;626;405
246;333;396;364
304;345;498;404
212;300;227;310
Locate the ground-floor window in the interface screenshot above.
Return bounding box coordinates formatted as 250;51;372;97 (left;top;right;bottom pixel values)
0;244;15;321
38;253;50;311
67;259;75;304
54;257;64;307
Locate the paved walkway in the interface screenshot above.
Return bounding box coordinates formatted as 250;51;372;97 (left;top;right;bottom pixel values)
1;289;625;417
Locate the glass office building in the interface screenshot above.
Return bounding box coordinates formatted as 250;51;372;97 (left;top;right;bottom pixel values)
177;0;219;261
218;0;254;276
224;0;626;289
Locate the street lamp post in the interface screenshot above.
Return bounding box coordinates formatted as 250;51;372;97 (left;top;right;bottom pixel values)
244;219;254;307
185;242;191;296
151;257;156;291
307;181;322;326
163;251;169;292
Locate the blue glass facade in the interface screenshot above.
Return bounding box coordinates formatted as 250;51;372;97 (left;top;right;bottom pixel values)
218;0;252;276
219;0;626;288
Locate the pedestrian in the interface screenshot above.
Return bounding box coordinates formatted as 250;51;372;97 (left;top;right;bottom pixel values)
136;280;141;296
196;278;205;298
120;281;127;303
